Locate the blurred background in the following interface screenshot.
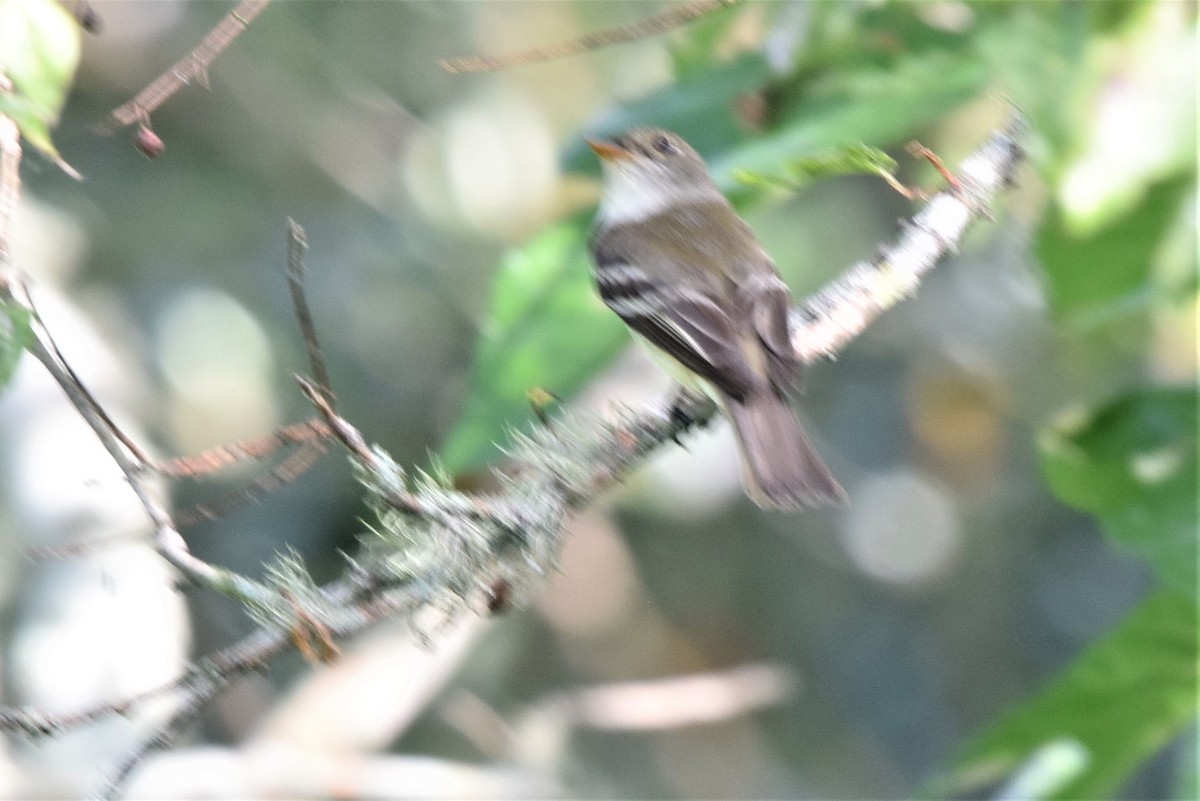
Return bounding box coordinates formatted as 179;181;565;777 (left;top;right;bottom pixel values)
0;1;1194;798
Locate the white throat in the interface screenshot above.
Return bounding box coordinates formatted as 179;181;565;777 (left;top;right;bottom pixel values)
597;164;722;226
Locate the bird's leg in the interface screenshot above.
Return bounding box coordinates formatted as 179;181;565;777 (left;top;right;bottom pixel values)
666;384;710;445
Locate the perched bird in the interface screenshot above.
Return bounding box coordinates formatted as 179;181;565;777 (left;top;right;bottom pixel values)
588;128;845;510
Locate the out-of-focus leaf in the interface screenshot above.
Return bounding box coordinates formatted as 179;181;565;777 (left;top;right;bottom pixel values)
0;0;81;176
1038;176;1192;328
0;299;31;390
933;590;1198;800
1039;387;1197;594
438;221;627;473
1086;0;1153;35
733;143;897;190
708;49;988;188
570;1;1002;188
565;52;774;172
666;0;744;79
974;2;1090;168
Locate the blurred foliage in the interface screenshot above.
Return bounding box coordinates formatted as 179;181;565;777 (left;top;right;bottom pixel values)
936;590;1198;800
1040;388;1197;595
732;143;900;191
0;300;31;388
1039;176;1193;328
0;0;80;175
439;220;625;471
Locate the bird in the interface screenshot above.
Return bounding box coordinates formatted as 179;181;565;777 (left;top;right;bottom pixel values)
587;127;845;510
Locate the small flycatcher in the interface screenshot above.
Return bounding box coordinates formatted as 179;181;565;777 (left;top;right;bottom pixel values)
588;128;845;510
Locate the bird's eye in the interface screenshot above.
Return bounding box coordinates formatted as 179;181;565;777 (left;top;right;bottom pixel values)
652;135;674;155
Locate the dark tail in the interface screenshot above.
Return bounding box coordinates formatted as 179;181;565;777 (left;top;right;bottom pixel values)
723;391;846;510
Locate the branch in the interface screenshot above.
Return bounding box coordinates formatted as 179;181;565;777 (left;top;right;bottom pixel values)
285;219;336;408
439;0;738;74
100;0;271;133
0;108;269;601
790;118;1026;360
18;311;271;603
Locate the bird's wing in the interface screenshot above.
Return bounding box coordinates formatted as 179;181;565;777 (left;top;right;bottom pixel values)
739;270;802;394
592;258;757;401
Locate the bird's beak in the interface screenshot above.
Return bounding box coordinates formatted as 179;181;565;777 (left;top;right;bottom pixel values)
587;139;632;162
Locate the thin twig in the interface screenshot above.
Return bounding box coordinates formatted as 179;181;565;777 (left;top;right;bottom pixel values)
790;115;1026;361
99;689;212;800
908;140;964;193
439;0;737;74
296;376;500;527
0;250;270;600
23;325;269;601
156;417;330;477
101;0;271;131
296;376;375;465
285;219;336;407
23;285;155;464
95;573;431;798
174;442;328;527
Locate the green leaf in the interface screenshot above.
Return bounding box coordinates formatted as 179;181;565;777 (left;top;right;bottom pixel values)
0;0;81;177
666;0;743;79
568;2;998;189
974;1;1091;169
0;299;32;390
933;591;1198;801
707;48;988;188
1039;387;1198;594
438;221;628;473
733;143;898;191
1086;0;1153;36
1038;176;1192;328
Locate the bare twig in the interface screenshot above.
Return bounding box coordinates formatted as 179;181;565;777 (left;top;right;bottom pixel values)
524;662;797;732
100;687;213;799
155;418;331;477
20;319;270;603
876;170;927;201
173;442;328;527
790;115;1025;361
439;0;737;74
23;284;156;463
0;112;268;603
908;140;964;193
296;376;374;464
285;219;336;407
101;0;271;132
